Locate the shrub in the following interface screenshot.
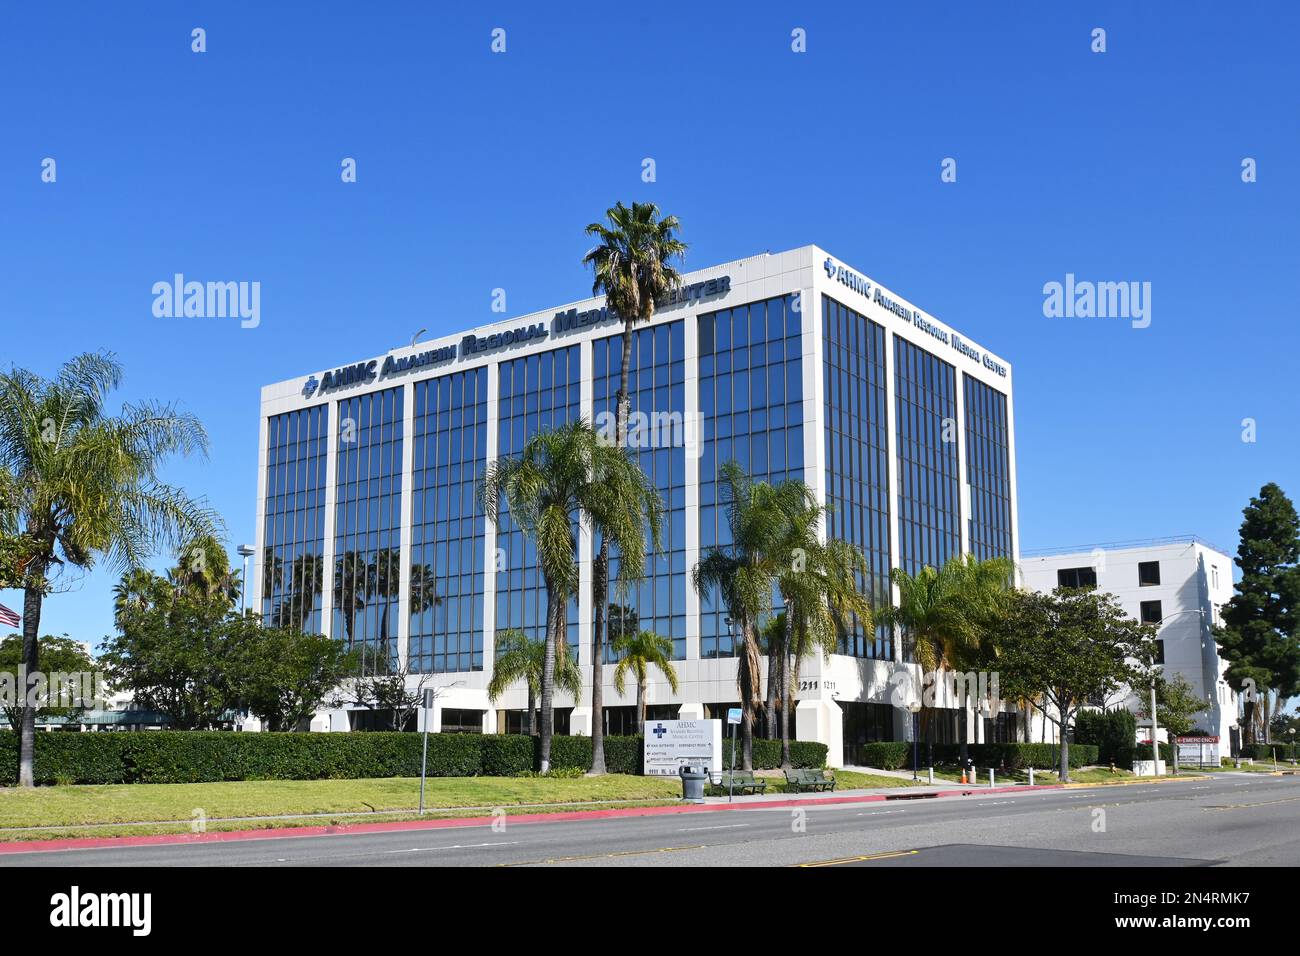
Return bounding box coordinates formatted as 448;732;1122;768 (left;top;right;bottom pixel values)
918;742;1098;770
1245;743;1297;761
857;742;911;771
1074;709;1137;765
1132;742;1175;763
717;738;828;770
0;730;830;785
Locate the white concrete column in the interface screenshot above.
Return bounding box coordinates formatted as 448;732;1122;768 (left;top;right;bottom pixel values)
482;364;500;683
577;338;594;667
320;399;340;636
883;330;903;664
397;382;415;670
683;311;702;663
955;371;971;558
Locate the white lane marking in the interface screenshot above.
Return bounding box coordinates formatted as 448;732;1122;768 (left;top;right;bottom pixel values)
855;809;906;816
385;841;518;854
677;824;750;832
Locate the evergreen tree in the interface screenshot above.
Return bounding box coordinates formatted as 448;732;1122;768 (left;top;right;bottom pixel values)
1216;483;1300;744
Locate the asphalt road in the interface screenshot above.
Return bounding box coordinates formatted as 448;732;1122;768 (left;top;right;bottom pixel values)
4;773;1298;867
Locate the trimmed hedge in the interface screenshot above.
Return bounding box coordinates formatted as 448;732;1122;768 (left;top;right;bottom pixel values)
1075;709;1138;766
717;738;828;770
857;742;911;771
1244;743;1298;761
0;730;831;785
919;742;1099;770
0;731;653;785
1133;742;1175;763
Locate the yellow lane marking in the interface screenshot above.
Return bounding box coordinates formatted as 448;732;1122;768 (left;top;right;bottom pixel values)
498;844;705;866
1202;795;1300;811
796;849;920;867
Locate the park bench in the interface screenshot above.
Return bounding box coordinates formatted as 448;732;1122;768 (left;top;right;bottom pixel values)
712;770;767;794
784;768;836;792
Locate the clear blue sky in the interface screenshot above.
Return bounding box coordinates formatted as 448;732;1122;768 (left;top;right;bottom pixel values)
3;1;1297;648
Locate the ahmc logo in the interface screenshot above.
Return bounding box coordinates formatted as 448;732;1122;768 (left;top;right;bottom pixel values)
823;256;837;278
302;375;319;398
652;723;669;739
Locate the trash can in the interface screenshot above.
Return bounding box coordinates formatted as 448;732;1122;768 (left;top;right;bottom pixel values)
678;764;707;803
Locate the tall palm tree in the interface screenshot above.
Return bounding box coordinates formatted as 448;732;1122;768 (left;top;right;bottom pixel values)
487;628;582;736
880;555;1013;763
482;420;661;772
780;537;873;767
582;201;686;774
692;462;810;770
611;630;679;736
0;352;217;786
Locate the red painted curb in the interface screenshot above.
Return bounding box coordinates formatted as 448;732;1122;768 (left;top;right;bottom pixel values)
0;783;1063;855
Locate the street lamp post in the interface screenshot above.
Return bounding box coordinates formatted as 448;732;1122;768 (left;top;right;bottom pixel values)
237;544;255;615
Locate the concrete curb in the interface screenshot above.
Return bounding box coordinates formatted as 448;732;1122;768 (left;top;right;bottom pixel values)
0;782;1065;855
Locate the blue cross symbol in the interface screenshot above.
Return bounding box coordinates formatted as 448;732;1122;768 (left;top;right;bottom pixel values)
652;723;668;738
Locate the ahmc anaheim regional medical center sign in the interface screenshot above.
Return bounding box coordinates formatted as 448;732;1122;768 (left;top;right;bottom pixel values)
643;719;723;776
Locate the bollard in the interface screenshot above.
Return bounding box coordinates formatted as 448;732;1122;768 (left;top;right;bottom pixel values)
1028;766;1035;786
989;768;995;788
927;766;934;785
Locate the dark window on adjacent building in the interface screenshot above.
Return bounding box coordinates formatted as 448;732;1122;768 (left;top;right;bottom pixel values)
1057;566;1097;589
1140;600;1163;624
1138;560;1161;586
1153;639;1165;665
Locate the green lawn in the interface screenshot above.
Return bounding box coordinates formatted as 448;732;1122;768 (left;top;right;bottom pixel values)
0;774;682;840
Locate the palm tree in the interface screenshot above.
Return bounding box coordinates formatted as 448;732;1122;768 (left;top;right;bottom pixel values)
482;420;661;772
582;201;686;774
487;628;582;736
780;537;873;767
612;630;679;736
880;555;1013;763
692;462;810;770
0;352;217;786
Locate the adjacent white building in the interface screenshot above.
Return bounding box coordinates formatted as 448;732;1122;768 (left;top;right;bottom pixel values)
1021;536;1240;751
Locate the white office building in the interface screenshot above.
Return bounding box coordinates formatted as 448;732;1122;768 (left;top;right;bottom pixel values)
1021;537;1241;750
253;245;1020;765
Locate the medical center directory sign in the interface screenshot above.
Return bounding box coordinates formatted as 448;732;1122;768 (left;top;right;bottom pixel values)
643;719;723;776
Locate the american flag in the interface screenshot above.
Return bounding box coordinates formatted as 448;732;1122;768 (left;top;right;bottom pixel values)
0;603;19;628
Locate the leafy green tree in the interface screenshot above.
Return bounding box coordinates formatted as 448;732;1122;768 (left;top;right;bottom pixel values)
692;462;813;770
996;588;1153;781
0;352;217;785
229;619;355;731
612;630;678;736
101;582;235;729
880;555;1012;762
0;633;98;729
583;201;685;774
487;628;582;736
1137;672;1208;774
1215;483;1300;744
482;420;660;771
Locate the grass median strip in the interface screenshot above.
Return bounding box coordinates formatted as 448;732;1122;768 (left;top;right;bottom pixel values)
0;775;684;841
